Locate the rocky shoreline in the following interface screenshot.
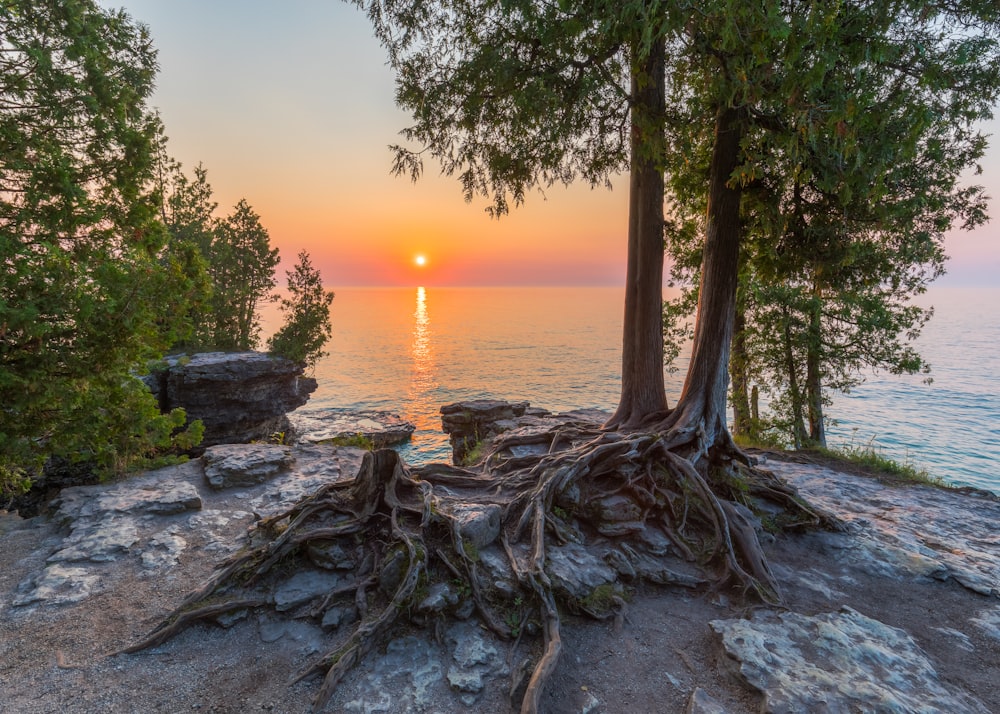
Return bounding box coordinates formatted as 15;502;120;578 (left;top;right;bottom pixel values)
2;403;998;713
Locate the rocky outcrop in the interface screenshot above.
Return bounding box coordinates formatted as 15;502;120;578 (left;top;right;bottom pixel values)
290;408;415;448
4;421;1000;713
145;352;317;447
439;399;612;464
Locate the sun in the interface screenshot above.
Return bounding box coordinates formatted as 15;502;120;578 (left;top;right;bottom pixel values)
414;254;427;267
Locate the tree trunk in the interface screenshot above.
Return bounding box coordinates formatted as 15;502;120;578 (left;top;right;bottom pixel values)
781;305;807;449
661;106;744;451
730;291;753;438
806;280;826;447
607;37;669;428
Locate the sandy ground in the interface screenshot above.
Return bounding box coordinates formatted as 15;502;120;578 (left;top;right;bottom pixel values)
1;453;998;714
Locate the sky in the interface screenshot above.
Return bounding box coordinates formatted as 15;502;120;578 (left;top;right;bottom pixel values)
103;0;1000;288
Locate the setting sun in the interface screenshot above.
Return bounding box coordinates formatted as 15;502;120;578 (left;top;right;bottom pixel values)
414;254;427;267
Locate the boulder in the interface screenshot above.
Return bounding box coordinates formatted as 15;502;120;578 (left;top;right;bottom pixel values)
145;352;316;447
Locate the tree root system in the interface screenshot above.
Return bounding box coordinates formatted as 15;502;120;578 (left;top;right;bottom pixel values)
124;422;832;713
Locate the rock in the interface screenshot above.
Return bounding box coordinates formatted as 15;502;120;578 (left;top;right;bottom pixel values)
321;605;357;631
305;539;357;571
289;409;415;448
202;444;295;490
274;570;341;612
13;564;102;606
379;547;409;596
418;582;461;613
776;461;1000;597
685;687;729;714
449;503;502;550
971;604;1000;642
544;542;617;601
711;606;990;713
145;351;316;447
47;515;138;563
440;399;534;463
445;621;504;699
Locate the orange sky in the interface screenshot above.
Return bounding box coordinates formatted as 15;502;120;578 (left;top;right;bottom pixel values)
106;0;999;287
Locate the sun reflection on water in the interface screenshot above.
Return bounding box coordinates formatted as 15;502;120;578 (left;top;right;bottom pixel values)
406;286;439;433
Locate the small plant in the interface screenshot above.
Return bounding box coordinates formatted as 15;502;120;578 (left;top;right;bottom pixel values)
461;439;487;466
820;437;947;488
461;540;480;563
329;433;374;450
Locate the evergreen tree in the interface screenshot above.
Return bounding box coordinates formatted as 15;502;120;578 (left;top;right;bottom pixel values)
0;0;205;494
210;199;280;350
663;1;997;448
267;251;334;369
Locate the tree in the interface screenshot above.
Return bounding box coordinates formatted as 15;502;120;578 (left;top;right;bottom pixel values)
267;250;334;369
664;0;996;449
130;3;1000;712
157;159;216;348
206;199;280;350
0;0;205;495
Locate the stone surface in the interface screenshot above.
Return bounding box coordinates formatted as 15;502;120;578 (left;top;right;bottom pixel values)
202;443;295;490
144;351;317;447
290;408;415;448
450;503;502;550
3;436;1000;714
9;445;356;610
274;570;341;612
544;542;618;601
711;606;990;713
686;687;730;714
439;399;534;463
776;460;1000;597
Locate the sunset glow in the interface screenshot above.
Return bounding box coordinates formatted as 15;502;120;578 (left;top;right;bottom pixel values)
105;0;1000;288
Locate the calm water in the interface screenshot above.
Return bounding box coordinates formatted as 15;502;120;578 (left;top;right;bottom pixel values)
263;286;1000;494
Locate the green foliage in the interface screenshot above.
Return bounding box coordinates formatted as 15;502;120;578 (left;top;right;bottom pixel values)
158;162;280;352
661;0;1000;446
329;433;375;450
267;250;334;369
460;439;487;466
210;199;280;350
821;439;946;488
0;0;208;496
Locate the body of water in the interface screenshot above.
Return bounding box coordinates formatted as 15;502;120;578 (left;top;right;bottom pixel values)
263;286;1000;494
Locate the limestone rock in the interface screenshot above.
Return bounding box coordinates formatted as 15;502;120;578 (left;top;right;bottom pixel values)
450;503;502;550
145;351;316;447
685;688;729;714
545;542;617;601
711;606;990;713
202;444;295;490
290;408;415;448
305;539;357;571
274;570;341;612
440;399;534;463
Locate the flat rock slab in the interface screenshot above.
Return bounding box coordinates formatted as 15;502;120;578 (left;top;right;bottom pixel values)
290;408;415;448
769;459;1000;597
8;444;361;609
712;606;990;713
203;443;295;489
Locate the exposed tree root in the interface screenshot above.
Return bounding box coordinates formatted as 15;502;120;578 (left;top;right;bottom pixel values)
124;422;832;713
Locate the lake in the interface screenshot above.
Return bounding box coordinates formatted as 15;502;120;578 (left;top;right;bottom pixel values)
262;286;1000;495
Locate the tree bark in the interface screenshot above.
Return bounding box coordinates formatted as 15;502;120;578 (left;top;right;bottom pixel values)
661;106;744;450
608;37;669;428
781;305;807;449
730;293;753;438
806;279;826;447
